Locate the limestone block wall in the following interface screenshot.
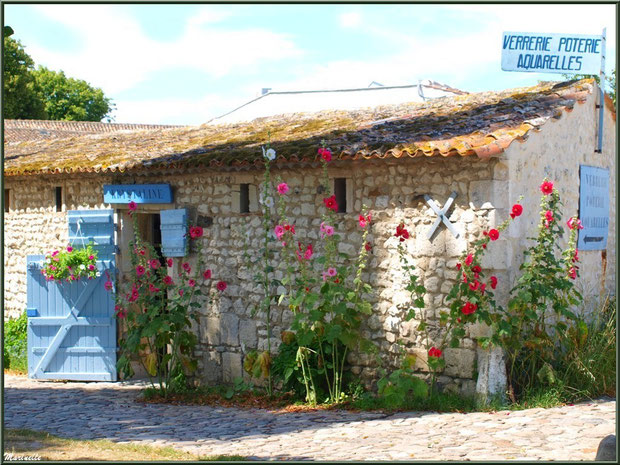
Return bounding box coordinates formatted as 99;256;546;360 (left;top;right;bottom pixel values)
503;87;616;317
4;157;503;394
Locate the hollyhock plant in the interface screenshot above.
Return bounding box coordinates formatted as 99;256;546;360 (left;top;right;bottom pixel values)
323;195;338;212
540;180;554;195
277;182;289;195
189;226;203;239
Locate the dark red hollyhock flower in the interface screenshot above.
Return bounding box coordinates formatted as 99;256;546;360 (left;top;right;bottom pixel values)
189;226;203;239
217;281;227;291
428;347;442;358
395;223;410;242
472;265;481;273
489;276;498;289
324;195;338;212
365;242;372;252
461;302;478;315
469;280;479;291
510;204;523;219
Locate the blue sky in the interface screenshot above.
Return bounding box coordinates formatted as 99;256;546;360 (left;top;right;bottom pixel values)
4;3;617;125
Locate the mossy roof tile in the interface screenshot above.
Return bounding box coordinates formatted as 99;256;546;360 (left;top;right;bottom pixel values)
3;79;605;177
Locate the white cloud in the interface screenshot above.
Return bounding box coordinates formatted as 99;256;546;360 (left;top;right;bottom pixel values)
339;12;362;29
27;4;304;94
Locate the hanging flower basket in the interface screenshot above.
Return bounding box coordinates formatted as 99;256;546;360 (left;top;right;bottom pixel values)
42;244;99;282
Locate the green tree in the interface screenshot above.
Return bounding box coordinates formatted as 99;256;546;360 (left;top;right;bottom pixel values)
33;66;115;122
3;34;47;119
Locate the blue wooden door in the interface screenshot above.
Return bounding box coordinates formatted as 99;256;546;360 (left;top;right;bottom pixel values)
27;209;117;381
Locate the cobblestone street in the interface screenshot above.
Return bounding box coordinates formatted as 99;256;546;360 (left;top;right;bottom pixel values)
4;375;616;461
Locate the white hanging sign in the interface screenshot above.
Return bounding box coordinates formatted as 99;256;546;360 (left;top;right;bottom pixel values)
501;31;603;74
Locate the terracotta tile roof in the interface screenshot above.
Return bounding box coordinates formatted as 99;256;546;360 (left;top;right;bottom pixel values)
3;119;183;144
3;79;609;177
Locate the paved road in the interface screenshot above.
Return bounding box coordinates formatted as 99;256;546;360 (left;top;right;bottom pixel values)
4;375;616;461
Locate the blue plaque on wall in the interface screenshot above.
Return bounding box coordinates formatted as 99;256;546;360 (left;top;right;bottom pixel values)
103;184;173;204
578;166;609;251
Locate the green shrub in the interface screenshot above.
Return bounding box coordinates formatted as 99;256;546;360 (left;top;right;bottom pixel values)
4;312;28;373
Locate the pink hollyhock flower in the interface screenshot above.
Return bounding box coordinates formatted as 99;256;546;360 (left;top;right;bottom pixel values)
203;269;212;279
465;254;474;267
545;210;553;222
138;249;146;256
128;201;137;212
167;258;173;267
569;267;577;280
179;289;184;297
323;195;338;212
322;272;329;281
149;259;160;270
182;262;191;273
274;225;285;240
149;283;160;293
104;280;113;291
327;267;337;277
189;226;204;239
567;217;584;230
277;183;289;195
217;281;227;292
489;276;498;289
163;276;174;285
488;229;499;241
318;147;332;162
304;244;314;260
540;181;554;195
136;265;146;276
324;225;334;236
66;246;73;253
510;204;523;219
188;279;196;287
428;347;442;358
573;249;579;263
359;215;367;228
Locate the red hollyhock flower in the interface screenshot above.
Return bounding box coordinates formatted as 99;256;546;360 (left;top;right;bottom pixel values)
540;180;554;195
489;276;498;289
188;279;196;287
472;265;481;273
461;302;477;315
318;147;332;162
203;269;212;279
189;226;204;239
163;276;174;285
217;281;227;291
149;259;160;269
568;267;577;280
128;201;137;212
488;229;499;241
167;258;173;267
469;280;479;291
510;204;523;218
456;263;462;270
395;223;410;241
465;254;473;266
136;265;146;276
365;242;372;252
182;262;191;273
324;195;338;212
480;283;486;294
428;347;442;358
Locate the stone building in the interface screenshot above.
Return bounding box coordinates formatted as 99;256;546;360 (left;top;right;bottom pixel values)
3;79;616;395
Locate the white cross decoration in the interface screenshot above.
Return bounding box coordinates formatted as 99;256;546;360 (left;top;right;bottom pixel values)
424;191;460;239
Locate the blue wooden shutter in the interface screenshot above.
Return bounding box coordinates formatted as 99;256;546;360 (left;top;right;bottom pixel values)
160;209;188;257
68;209;116;260
26;209;117;381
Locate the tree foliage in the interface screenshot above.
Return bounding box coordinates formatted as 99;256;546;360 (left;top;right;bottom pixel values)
33;67;115;122
3;28;114;121
3;35;46;119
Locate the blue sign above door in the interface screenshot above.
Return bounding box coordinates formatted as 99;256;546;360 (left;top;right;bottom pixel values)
103;184;173;204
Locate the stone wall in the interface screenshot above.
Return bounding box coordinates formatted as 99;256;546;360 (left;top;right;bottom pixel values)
3;157;502;394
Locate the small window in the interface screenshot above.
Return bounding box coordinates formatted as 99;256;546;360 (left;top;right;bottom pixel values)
239;184;250;213
4;189;10;213
334;178;347;213
55;186;62;212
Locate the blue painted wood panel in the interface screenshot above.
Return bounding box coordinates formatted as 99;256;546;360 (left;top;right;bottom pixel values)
160;208;188;257
27;209;117;381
